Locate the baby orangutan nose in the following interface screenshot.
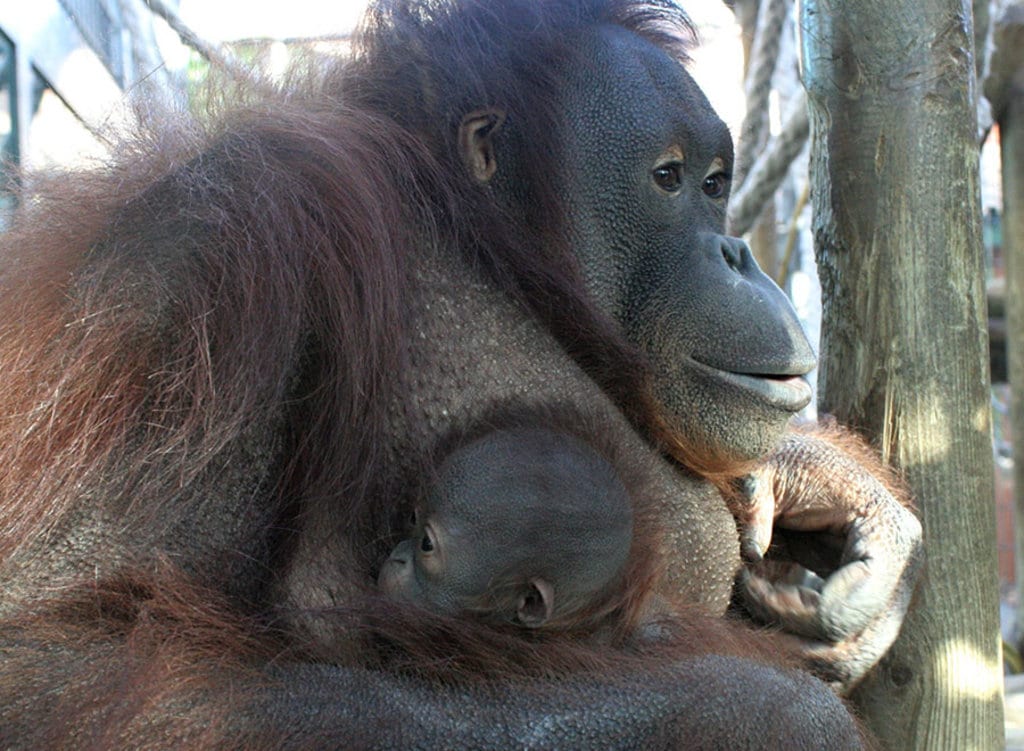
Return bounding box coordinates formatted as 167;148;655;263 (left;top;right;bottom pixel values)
377;539;416;598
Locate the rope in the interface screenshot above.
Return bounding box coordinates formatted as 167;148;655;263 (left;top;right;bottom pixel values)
733;0;791;188
726;91;809;238
776;180;809;288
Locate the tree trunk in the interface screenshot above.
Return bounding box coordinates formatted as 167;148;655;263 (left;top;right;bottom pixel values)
800;1;1003;748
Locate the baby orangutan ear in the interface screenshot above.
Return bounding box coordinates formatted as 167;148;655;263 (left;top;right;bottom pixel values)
458;109;506;183
516;578;554;628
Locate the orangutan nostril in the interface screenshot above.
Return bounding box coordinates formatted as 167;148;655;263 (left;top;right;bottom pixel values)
722;242;742;270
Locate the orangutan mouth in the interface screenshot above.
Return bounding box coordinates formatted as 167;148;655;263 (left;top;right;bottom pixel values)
687;357;813;412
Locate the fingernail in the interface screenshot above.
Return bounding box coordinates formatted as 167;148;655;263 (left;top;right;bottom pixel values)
735;474;758;498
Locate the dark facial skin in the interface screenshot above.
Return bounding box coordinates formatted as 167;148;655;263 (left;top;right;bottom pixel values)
554;26;816;462
378;428;633;627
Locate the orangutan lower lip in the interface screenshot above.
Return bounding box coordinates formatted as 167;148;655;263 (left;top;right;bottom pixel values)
722;371;812;411
687;359;813;412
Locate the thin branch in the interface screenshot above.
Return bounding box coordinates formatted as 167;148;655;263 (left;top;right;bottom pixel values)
142;0;249;79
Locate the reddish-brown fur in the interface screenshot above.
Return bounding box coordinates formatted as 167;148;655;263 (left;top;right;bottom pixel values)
0;97;435;746
0;98;455;570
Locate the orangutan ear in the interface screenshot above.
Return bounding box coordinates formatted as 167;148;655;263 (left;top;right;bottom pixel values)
516;578;554;628
458;109;506;183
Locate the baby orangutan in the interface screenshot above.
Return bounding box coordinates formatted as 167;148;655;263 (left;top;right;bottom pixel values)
377;427;633;629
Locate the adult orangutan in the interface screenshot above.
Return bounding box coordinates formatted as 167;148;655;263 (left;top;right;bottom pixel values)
0;0;921;748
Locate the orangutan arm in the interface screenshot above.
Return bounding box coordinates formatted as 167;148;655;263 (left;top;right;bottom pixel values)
0;607;865;751
252;658;866;750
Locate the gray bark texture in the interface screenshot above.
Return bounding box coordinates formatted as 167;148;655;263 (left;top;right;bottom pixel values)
800;1;1003;748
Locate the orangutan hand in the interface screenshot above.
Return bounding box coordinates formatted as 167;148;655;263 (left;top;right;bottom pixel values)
734;424;923;692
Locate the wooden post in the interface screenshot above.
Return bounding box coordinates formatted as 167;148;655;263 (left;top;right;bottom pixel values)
800;0;1003;747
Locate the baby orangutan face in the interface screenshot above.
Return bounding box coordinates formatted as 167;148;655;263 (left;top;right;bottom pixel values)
377;428;633;628
376;498;557;624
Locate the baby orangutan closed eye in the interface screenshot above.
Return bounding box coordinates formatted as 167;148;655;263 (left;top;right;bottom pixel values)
377;427;633;630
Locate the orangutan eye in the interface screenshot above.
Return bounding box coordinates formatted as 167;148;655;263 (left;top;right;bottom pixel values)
702;171;730;199
420;530;435;553
652;163;683;192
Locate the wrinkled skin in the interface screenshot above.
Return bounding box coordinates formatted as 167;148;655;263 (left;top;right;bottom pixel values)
0;1;920;749
735;429;923;688
556;27;816;461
